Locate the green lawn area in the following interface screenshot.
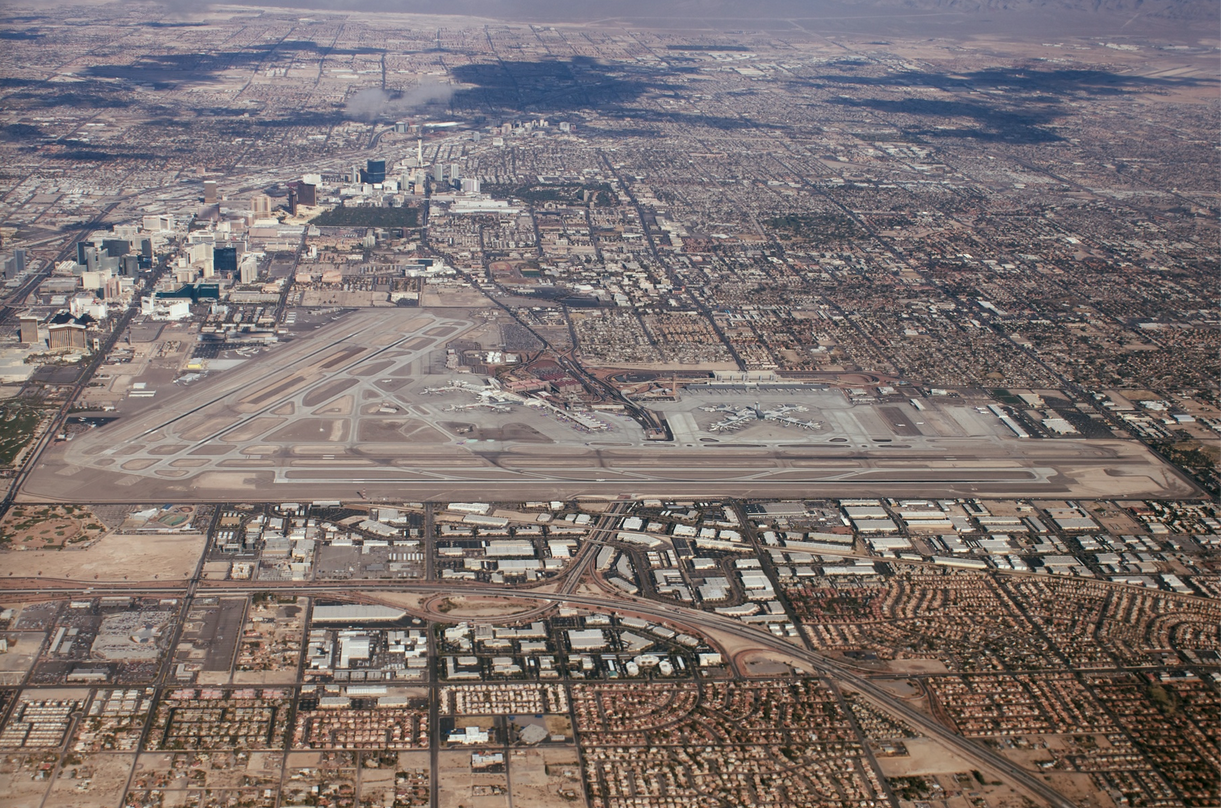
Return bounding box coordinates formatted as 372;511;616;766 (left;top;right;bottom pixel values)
0;401;43;467
311;205;419;228
765;213;866;244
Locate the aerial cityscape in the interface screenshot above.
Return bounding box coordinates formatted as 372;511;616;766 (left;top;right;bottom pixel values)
0;0;1217;806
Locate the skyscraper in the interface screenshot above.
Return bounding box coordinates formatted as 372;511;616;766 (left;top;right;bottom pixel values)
19;314;39;346
204;180;218;204
362;159;386;185
47;315;88;351
1;250;23;279
78;244;103;271
214;246;238;275
102;239;129;258
240;258;258;284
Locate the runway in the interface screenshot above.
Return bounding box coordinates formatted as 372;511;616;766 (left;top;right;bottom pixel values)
20;310;1197;503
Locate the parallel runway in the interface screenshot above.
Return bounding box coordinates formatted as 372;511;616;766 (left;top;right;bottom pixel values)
21;310;1196;503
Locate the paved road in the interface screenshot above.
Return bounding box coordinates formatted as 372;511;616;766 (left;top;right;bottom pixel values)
2;576;1075;808
14;305;1194;504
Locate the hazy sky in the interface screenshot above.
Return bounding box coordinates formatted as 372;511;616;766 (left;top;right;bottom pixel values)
205;0;1216;38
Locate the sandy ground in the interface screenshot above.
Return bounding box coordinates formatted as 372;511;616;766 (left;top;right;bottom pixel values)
372;592;553;624
996;741;1117;808
48;753;136;808
735;648;812;677
0;758;52;808
427;595;546;618
0;632;44;685
1;532;206;581
1043;771;1118;808
358;767;396;807
866;680;922;699
508;747;585;808
369;592;433;613
134;750;281;792
232;670;300;685
420;287;494;307
437;749;509;808
883;658;950;674
878;738;975;776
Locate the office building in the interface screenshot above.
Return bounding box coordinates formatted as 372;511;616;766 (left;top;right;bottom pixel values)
47;313;90;351
19;315;39;346
3;248;27;278
362;159;386;185
240;258;258;283
214;246;238;275
102;239;129;258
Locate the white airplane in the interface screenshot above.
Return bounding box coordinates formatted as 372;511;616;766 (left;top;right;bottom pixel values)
443;402;513;413
701;402;821;433
423;378;607;431
422;380;524;405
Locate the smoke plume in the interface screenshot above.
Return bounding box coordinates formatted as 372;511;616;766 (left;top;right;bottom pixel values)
344;81;455;122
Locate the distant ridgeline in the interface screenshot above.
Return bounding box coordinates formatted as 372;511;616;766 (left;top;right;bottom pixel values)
309;205;420;228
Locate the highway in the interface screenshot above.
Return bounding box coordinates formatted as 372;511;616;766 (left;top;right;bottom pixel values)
0;250;171;521
556;499;634;595
2;574;1076;808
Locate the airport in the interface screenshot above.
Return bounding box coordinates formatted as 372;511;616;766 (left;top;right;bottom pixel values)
23;310;1195;503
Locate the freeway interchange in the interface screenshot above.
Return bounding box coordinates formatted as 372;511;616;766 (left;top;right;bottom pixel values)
4;524;1078;808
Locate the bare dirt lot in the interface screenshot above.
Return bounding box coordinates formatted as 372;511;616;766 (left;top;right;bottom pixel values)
0;753;53;808
0;532;206;582
426;595;546;619
508;747;585;807
437;749;508;808
0;631;45;685
877;738;975;776
47;752;136;808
